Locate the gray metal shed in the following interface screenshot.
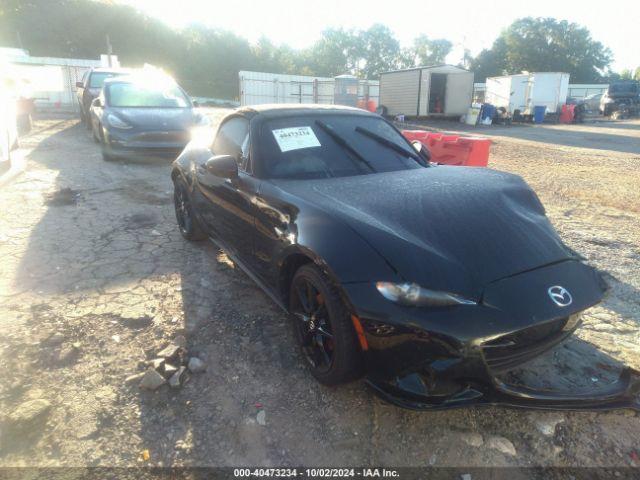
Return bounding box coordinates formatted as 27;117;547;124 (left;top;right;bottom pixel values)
379;65;474;117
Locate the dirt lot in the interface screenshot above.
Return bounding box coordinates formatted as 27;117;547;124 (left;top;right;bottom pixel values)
0;113;639;471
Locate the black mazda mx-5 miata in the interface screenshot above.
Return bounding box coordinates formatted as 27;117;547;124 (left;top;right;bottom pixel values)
171;104;640;411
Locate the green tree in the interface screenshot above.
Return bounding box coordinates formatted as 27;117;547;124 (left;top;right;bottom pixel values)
410;35;453;66
470;17;612;82
305;27;362;77
359;24;404;77
619;69;633;80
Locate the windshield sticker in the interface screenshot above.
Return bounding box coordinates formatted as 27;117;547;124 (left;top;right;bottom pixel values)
272;126;321;152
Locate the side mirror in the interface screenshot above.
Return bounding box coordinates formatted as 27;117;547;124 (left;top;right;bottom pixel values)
192;100;200;107
411;140;432;162
205;155;238;179
91;97;102;108
76;81;83;88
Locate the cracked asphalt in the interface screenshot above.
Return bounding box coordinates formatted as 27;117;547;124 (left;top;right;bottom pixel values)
0;113;638;471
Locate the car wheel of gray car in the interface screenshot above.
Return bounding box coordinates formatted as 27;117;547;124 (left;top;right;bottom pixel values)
290;264;363;385
174;181;207;241
91;122;100;143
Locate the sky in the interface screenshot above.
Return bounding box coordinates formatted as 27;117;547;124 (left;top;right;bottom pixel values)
121;0;639;72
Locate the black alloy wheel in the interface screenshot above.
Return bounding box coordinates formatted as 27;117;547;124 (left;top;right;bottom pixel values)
290;264;363;385
173;181;206;241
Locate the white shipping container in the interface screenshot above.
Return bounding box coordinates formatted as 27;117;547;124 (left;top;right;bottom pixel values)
485;72;570;115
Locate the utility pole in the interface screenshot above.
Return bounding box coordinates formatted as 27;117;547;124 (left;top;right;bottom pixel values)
106;34;113;67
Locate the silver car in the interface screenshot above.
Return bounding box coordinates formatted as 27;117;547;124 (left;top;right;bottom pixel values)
583;93;602;113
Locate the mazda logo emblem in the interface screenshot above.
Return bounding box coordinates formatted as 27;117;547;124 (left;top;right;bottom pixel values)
548;286;572;307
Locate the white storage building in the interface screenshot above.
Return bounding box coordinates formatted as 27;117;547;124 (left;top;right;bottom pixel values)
378;65;474;117
485;72;570;115
0;47;108;112
238;71;379;107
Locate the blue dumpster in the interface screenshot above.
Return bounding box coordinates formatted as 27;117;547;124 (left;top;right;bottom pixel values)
481;104;496;121
533;106;546;124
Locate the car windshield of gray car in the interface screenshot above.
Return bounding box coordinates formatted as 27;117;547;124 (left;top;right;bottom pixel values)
89;72;124;89
262;115;424;179
106;82;191;108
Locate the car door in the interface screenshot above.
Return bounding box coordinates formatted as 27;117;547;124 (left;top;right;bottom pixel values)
76;71;88;109
90;92;105;138
193;115;260;262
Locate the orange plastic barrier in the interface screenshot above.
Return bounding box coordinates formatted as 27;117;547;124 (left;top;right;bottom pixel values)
358;99;378;112
402;130;491;167
559;104;575;124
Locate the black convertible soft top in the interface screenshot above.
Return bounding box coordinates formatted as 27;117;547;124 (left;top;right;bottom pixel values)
236;103;375;119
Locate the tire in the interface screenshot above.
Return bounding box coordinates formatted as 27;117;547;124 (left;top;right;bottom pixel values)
101;148;115;161
173;179;207;241
91;122;100;143
289;264;363;385
98;126;116;161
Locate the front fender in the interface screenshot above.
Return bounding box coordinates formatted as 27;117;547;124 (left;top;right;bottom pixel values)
275;204;402;288
171;142;211;190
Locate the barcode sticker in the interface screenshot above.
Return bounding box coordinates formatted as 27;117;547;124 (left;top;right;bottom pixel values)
272;126;321;152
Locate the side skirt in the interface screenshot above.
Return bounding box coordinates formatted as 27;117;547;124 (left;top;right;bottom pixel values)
208;236;287;312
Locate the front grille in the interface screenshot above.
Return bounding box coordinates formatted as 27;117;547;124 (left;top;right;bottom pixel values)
481;316;577;373
133;131;190;143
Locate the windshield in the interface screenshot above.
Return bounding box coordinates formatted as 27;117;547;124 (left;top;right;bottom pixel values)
260;114;424;179
106;82;191;108
89;72;125;88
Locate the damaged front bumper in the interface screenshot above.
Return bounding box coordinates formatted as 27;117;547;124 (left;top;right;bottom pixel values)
343;260;640;412
366;367;640;411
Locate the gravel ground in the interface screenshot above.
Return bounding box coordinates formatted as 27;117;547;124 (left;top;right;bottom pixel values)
0;112;638;472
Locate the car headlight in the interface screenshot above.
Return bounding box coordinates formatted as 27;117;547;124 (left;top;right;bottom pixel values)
375;282;476;307
107;114;132;129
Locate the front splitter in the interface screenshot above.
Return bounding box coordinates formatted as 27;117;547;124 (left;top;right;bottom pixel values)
366;367;640;411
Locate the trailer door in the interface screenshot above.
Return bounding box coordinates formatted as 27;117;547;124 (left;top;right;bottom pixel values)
444;72;473;116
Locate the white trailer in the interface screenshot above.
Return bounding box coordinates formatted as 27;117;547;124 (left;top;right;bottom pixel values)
378;65;474;117
485;72;570;115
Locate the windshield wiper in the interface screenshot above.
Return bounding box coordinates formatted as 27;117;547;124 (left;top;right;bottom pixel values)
315;120;375;172
355;126;428;167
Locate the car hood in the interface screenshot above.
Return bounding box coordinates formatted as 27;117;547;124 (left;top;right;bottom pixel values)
108;108;197;130
274;167;572;300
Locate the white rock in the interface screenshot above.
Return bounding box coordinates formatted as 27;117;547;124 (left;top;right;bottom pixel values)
164;363;178;376
157;344;181;359
188;357;206;373
169;366;187;388
534;414;564;436
486;436;517;456
462;432;484;447
46;332;65;346
8;399;52;428
139;368;166;390
256;410;266;426
125;372;146;385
